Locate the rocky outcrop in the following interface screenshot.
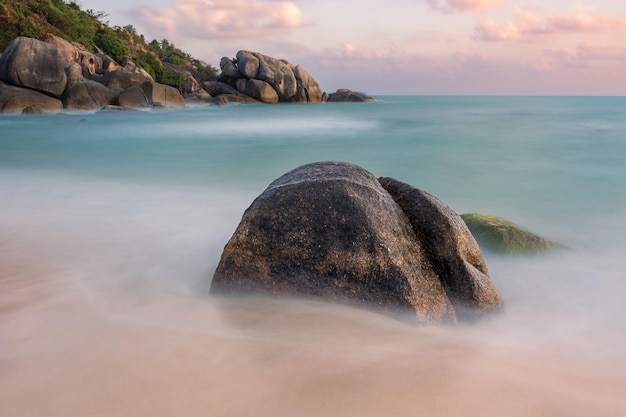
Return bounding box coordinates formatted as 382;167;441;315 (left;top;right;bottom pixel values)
211;162;503;324
0;37;378;112
0;36;188;114
461;213;561;254
214;50;323;104
326;89;380;103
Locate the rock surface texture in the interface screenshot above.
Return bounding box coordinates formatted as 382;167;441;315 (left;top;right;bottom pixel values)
211;162;503;324
0;36;193;113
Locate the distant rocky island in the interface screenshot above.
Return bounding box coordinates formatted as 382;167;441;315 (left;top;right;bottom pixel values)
0;36;378;114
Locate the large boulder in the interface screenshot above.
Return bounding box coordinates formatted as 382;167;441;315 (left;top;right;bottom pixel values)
293;65;322;103
236;50;259;78
244;79;279;103
0;81;62;114
62;78;118;111
139;81;185;108
204;81;259;104
254;53;297;101
118;86;150;108
95;69;151;93
183;88;212;105
45;35;102;76
0;37;68;97
220;56;240;79
211;162;503;324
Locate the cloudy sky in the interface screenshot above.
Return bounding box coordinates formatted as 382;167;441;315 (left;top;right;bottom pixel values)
77;0;626;95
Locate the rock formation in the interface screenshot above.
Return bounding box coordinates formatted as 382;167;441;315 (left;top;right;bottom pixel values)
214;50;323;104
0;36;192;113
0;37;381;113
326;89;380;103
211;162;503;324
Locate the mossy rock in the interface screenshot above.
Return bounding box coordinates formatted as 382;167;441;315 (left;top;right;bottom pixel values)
461;213;560;254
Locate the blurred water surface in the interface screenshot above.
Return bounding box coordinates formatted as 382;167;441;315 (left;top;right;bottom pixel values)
1;97;625;416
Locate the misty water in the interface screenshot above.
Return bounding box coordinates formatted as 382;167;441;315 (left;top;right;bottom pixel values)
1;97;626;416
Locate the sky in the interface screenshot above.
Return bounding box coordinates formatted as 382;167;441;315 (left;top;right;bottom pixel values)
76;0;626;95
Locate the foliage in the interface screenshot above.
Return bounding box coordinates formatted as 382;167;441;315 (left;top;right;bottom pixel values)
0;0;218;88
93;27;128;63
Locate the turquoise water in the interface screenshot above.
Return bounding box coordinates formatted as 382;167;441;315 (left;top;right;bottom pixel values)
2;97;626;416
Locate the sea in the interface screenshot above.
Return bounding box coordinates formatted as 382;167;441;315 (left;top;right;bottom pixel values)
1;96;625;416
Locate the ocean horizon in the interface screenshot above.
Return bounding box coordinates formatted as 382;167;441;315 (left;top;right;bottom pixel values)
2;95;625;416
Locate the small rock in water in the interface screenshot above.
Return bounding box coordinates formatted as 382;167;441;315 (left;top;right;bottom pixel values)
461;213;561;254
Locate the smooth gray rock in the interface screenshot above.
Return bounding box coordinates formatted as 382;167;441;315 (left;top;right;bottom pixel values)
0;37;68;97
119;86;150;108
0;81;63;114
62;78;118;110
244;79;279;103
293;65;322;103
140;81;185;108
254;52;297;101
220;56;240;79
236;50;259;78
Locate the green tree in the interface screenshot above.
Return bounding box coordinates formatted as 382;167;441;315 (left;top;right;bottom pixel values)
93;26;129;63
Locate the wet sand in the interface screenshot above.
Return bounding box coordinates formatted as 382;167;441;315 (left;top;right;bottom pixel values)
2;234;626;417
2;174;625;417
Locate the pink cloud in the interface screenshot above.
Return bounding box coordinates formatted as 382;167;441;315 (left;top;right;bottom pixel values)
426;0;504;13
544;43;626;72
475;7;626;42
129;0;311;42
258;40;626;95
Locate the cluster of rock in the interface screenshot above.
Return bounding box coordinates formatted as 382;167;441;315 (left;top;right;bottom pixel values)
0;37;380;113
210;161;503;324
209;50;379;105
213;50;322;104
0;36;204;114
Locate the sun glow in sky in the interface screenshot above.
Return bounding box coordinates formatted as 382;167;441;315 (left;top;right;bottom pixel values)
77;0;626;95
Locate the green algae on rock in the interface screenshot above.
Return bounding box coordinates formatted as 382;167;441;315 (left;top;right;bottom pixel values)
460;213;560;254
